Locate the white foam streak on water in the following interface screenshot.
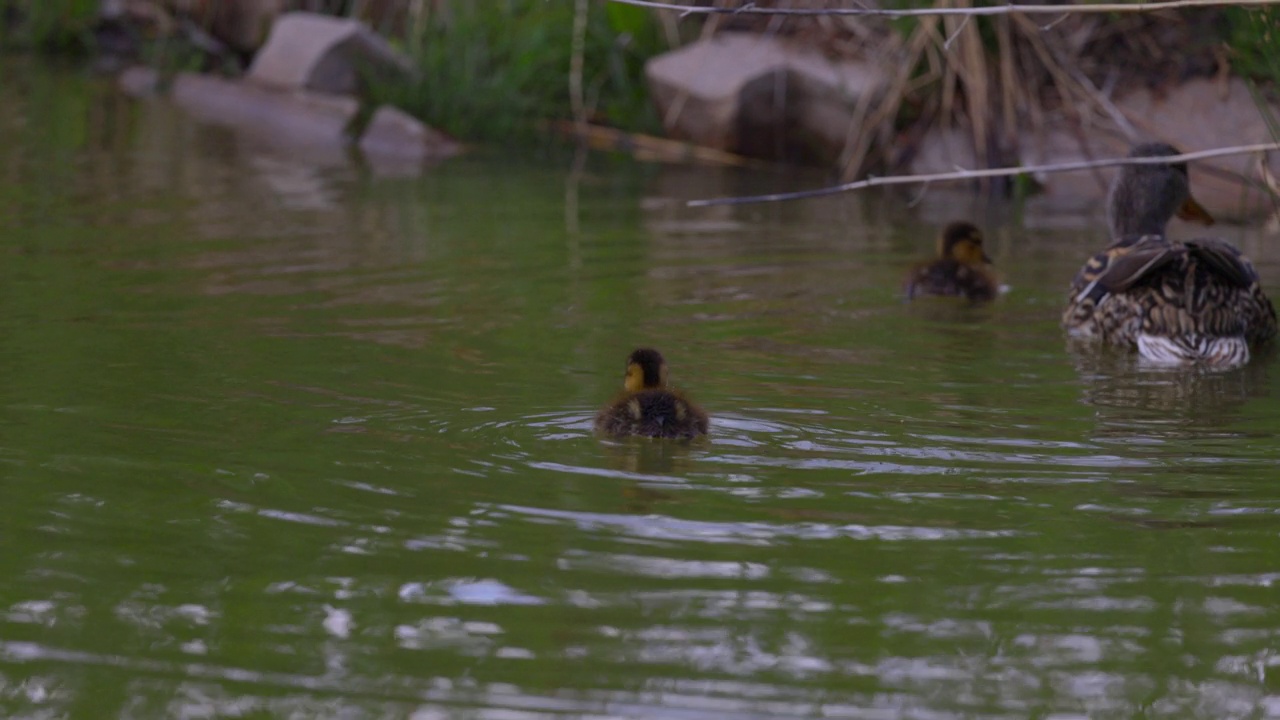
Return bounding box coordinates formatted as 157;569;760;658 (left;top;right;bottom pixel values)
495;503;1019;544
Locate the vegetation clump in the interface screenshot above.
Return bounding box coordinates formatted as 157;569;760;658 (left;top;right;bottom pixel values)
2;0;1277;165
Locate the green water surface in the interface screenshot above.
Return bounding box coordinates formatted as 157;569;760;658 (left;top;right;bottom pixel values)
3;62;1280;719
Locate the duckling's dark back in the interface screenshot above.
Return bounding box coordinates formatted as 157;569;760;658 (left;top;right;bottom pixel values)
905;260;998;302
594;389;709;439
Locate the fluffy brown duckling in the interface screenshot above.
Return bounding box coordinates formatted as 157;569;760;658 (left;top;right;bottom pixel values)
594;348;709;439
904;221;999;302
1062;142;1276;366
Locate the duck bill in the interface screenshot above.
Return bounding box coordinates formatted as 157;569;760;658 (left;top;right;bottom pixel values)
1177;195;1216;226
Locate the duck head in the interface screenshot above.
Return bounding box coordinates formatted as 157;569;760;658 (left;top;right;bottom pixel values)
1107;142;1215;237
623;348;669;392
938;221;992;265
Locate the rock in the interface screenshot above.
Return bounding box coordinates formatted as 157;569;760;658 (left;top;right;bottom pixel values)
246;11;412;96
358;105;462;166
1116;77;1280;219
1017;124;1126;195
645;33;887;163
786;48;889;159
171;72;359;153
906;127;980;177
117;65;161;97
909;77;1280;222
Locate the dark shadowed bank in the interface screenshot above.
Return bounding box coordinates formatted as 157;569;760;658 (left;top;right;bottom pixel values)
2;0;1279;212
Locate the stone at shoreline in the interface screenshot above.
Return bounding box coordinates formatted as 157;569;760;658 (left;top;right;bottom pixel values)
358;106;462;166
171;72;359;153
162;74;462;172
246;11;412;96
118;66;161;98
909;77;1280;222
908;128;980;179
645;33;887;163
1116;77;1280;219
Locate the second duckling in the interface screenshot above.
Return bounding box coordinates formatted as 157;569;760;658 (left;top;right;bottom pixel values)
904;221;999;302
594;348;709;440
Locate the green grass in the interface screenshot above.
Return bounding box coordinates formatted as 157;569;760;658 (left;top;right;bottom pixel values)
1;0;98;53
370;0;669;144
1224;6;1280;144
1225;6;1280;89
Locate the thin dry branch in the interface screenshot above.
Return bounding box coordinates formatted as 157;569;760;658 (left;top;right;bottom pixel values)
686;142;1280;207
608;0;1280;18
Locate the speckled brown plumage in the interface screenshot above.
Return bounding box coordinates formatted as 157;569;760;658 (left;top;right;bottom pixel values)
905;221;999;302
1064;235;1276;361
594;348;709;439
1062;143;1277;366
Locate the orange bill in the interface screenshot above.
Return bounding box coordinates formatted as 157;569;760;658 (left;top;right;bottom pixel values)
1177;195;1216;226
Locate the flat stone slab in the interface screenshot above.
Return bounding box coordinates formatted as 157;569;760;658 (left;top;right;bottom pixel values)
247;11;411;95
171;72;358;152
165;74;461;174
645;33;887;161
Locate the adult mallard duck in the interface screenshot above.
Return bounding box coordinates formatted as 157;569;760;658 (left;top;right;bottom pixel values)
594;348;709;439
904;221;999;302
1062;142;1277;366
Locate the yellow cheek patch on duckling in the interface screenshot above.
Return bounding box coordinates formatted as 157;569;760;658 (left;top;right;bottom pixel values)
624;363;645;392
951;238;988;265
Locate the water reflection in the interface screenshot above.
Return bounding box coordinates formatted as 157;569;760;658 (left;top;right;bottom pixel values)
1069;344;1274;433
597;437;702;476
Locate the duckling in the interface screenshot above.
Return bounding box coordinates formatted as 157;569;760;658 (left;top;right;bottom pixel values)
594;348;709;439
904;221;999;302
1062;142;1277;366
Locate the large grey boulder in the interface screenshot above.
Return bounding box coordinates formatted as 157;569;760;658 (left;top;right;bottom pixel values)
1116;77;1280;218
909;76;1280;221
246;11;412;95
645;33;888;162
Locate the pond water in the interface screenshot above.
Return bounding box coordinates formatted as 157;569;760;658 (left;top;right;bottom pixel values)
3;61;1280;720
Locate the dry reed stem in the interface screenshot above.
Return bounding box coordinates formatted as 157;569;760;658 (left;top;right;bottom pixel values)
548;120;766;166
1006;11;1121;190
838;13;939;180
996;16;1017;152
952;1;991;182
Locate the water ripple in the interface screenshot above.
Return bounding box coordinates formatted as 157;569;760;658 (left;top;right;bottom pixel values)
494;503;1019;544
